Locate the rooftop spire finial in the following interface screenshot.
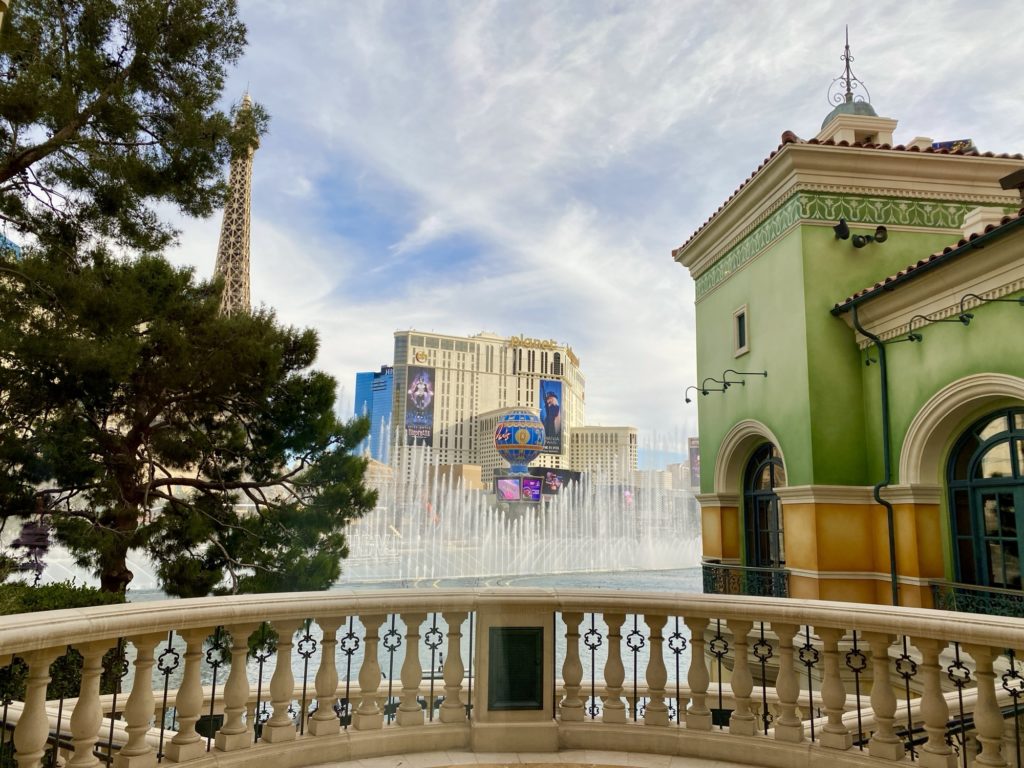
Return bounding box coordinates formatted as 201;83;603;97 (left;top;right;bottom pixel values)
828;26;871;108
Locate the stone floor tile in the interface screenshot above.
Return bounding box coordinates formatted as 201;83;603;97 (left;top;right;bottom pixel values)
582;751;631;765
516;753;564;763
471;753;523;764
551;750;590;763
439;752;482;765
624;753;673;768
356;755;414;768
404;752;464;768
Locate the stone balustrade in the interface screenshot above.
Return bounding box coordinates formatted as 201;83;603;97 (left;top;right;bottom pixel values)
0;589;1022;768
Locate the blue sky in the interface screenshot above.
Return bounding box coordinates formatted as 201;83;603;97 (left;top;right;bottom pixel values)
166;0;1024;443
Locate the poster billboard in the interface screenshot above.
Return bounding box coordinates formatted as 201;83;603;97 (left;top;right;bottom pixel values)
688;437;701;489
405;366;435;446
539;379;563;454
521;476;542;502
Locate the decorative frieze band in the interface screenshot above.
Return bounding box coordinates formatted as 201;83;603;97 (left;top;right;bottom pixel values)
694;191;1017;299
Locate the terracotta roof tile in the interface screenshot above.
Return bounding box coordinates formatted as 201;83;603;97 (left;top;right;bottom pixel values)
832;207;1024;310
672;135;1024;259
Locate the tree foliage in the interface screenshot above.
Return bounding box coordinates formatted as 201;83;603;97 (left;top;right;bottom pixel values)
0;0;268;255
0;251;376;595
0;1;374;597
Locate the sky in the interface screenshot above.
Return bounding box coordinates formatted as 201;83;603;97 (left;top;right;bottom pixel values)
165;0;1024;446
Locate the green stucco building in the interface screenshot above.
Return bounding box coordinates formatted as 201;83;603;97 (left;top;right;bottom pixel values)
674;92;1024;609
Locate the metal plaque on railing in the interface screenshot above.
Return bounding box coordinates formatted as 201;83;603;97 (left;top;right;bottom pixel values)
488;627;543;710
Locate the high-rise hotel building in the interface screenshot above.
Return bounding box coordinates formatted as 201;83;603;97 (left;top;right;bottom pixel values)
391;330;585;480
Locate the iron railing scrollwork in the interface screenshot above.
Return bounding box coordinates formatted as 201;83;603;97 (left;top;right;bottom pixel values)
702;560;789;598
931;580;1024;617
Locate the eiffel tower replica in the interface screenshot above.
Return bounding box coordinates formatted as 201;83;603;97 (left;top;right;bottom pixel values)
213;93;259;315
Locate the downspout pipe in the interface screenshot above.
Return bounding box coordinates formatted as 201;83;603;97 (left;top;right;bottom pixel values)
851;304;900;607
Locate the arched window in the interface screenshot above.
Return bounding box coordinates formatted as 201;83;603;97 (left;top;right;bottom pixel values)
743;442;787;568
948;408;1024;589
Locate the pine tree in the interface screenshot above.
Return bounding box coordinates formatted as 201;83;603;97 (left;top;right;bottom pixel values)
0;251;376;595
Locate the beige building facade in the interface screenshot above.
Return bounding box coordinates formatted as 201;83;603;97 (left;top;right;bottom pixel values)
569;426;639;486
391;330;584;474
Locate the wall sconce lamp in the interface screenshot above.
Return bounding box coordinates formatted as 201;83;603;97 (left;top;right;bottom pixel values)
911;311;972;329
701;377;729;392
852;226;888;248
722;369;768;387
684;382;726;404
833;218;888;247
960;292;1024;314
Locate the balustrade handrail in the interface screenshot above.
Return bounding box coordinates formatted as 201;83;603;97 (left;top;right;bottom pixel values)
3;588;1024;657
4;587;1024;768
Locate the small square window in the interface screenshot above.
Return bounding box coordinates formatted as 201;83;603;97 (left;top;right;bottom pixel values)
733;305;749;356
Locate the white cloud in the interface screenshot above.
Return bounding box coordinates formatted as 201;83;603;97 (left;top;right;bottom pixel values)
167;0;1024;443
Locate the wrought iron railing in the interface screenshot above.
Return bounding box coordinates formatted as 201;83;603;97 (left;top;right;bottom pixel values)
930;579;1024;617
702;560;789;598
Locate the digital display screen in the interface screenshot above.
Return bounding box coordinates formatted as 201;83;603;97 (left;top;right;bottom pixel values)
521;476;542;501
496;477;521;501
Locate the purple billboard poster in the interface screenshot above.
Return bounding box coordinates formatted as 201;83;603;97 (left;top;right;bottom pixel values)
521;476;542;501
539;379;563;454
688;437;701;489
405;366;435;446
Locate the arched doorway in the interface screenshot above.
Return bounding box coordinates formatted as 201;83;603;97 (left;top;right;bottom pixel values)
948;408;1024;590
743;442;787;568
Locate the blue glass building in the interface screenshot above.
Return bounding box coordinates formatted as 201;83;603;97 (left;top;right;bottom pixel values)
354;365;394;462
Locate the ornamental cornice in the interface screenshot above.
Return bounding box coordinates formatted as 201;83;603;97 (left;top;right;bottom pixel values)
882;484;942;506
798;182;1014;205
695;492;740;508
774;485;876;506
853;279;1024;348
677;142;1022;294
694;191;1004;301
843;235;1024;347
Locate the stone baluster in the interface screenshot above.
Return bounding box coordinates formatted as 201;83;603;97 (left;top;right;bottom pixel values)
215;624;258;752
308;617;342;736
163;629;208;761
440;611;469;723
644;614;668;726
114;633;163;768
398;613;426;726
13;647;62;768
770;623;803;742
67;641;111;768
727;620;755;735
684;616;711;730
262;620;301;743
1003;708;1019;768
816;626;851;749
863;633;903;760
560;612;585;721
354;614;385;730
602;613;626;724
964;644;1007;768
913;637;955;768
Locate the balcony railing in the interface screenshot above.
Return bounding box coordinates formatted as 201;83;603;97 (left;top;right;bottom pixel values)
1;589;1023;768
931;580;1024;617
702;560;789;597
